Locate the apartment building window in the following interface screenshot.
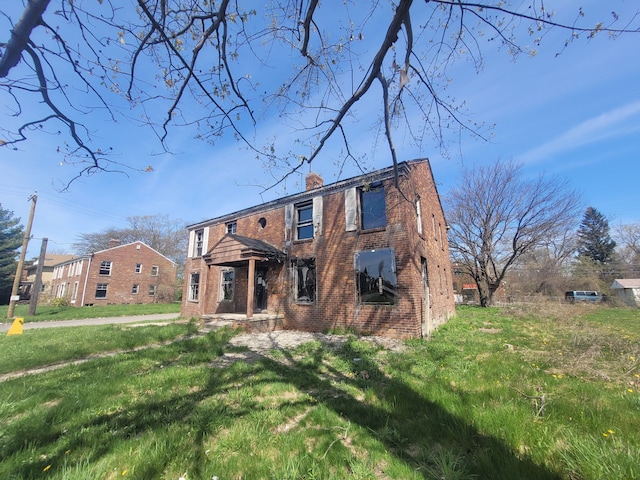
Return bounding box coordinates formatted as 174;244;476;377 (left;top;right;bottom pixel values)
99;261;112;275
226;222;237;234
293;258;316;303
135;263;142;273
148;285;157;296
194;229;204;256
416;198;423;235
151;265;159;276
71;282;78;302
296;202;313;240
220;268;234;301
355;249;397;305
188;273;200;301
95;283;108;299
360;183;387;230
132;284;139;294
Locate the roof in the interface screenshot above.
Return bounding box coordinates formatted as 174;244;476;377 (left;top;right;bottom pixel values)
611;279;640;289
204;234;285;266
187;159;430;230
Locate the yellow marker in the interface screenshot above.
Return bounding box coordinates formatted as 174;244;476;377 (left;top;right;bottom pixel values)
7;317;24;335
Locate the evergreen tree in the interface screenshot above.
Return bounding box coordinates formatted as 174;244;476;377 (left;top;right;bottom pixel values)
576;207;616;264
0;204;24;304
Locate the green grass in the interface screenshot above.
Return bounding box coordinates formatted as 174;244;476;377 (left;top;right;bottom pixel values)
1;304;639;479
1;302;181;323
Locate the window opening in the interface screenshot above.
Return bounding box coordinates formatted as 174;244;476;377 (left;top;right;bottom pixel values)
95;283;108;298
360;183;387;230
189;273;200;301
132;284;140;294
226;222;237;234
296;202;314;240
194;229;204;256
99;261;112;275
220;268;234;301
355;249;397;304
148;285;157;296
151;265;159;276
293;258;316;303
135;263;142;273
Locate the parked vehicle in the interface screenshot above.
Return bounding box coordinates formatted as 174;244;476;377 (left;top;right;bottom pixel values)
565;291;607;303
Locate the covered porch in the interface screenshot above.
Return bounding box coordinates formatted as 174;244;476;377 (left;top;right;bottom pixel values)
204;234;286;319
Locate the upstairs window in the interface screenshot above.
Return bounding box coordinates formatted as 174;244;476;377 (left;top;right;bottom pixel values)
293;258;316;303
220;268;234;301
194;229;204;256
188;273;200;302
355;249;397;305
151;265;159;276
296;202;314;240
226;222;237;234
360;183;387;230
135;263;142;273
99;261;112;276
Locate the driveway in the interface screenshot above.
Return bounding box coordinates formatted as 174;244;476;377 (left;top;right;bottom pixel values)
0;313;181;333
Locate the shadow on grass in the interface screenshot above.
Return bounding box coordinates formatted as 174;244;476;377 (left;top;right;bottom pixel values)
3;330;562;479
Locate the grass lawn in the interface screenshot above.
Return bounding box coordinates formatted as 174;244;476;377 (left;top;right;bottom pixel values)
0;302;181;323
0;304;638;479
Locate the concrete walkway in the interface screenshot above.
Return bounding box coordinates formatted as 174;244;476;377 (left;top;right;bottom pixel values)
0;313;181;333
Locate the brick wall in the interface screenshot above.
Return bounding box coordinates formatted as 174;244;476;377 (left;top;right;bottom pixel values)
181;159;456;338
50;242;177;306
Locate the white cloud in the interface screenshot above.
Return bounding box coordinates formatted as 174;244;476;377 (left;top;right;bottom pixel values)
517;100;640;165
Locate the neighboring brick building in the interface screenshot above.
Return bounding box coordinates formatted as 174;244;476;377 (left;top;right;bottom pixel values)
182;159;455;338
49;241;177;306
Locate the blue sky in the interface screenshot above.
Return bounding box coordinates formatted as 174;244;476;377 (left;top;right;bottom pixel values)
2;1;639;258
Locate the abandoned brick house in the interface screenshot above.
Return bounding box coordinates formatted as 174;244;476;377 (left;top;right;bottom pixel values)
49;240;177;306
181;159;455;338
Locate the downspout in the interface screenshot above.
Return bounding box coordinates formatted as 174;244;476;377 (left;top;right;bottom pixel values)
80;254;93;306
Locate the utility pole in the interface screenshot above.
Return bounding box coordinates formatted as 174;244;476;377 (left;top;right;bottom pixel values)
29;237;48;316
7;193;37;319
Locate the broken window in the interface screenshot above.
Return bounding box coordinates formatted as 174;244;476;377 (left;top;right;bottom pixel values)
95;283;108;298
132;284;139;295
360;183;387;230
296;202;314;240
194;229;204;256
188;273;200;301
99;260;112;275
293;258;316;303
226;222;237;234
220;268;234;301
355;249;397;305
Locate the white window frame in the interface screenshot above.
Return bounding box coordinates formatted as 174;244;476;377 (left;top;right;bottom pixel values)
151;265;159;276
99;260;112;276
188;272;200;302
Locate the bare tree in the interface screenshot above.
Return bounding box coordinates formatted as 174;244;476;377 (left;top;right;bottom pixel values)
1;1;638;188
73;214;187;267
613;222;640;278
446;159;582;306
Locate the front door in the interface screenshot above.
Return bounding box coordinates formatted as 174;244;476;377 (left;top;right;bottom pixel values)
254;268;268;312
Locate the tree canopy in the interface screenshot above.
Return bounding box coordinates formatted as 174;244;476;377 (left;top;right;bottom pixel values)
1;1;638;187
446;159;582;306
0;204;24;304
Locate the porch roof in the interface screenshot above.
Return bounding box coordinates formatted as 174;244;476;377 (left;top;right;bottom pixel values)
204;234;285;266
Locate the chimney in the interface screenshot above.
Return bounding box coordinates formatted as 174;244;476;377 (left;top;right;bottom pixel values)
108;238;121;248
305;172;323;191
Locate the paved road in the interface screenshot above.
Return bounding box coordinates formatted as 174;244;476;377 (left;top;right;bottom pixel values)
0;313;181;333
